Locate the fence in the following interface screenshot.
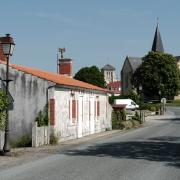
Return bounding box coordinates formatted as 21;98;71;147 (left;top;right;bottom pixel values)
0;131;4;150
32;122;50;147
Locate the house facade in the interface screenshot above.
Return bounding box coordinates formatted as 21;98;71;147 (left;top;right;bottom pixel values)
0;62;112;143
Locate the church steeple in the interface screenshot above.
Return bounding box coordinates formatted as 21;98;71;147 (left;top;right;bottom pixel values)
151;22;164;53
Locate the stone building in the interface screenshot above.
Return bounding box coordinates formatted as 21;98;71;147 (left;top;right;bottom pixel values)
121;23;164;94
101;64;117;85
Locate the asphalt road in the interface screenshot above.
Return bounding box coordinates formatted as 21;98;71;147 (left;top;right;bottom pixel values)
0;107;180;180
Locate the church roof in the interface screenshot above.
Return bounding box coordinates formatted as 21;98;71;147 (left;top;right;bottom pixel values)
127;57;142;72
102;64;115;71
151;24;164;52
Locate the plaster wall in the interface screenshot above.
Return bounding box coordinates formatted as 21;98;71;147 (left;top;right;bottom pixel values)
0;64;54;141
53;88;112;142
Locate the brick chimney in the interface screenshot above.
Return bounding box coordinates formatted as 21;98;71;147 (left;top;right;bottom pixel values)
58;58;72;77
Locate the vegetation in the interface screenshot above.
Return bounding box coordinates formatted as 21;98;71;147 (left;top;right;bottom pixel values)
50;134;59;145
11;135;32;148
74;66;106;88
166;99;180;106
132;52;180;100
0;90;9;130
112;110;141;130
109;90;139;105
35;105;48;127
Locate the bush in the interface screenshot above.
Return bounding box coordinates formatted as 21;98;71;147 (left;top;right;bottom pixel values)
35;105;48;127
11;135;32;148
50;134;59;145
0;90;9;130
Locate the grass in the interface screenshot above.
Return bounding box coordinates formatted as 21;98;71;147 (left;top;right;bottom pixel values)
166;99;180;106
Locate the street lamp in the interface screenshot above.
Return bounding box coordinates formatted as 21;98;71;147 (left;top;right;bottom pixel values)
139;85;142;123
1;34;15;155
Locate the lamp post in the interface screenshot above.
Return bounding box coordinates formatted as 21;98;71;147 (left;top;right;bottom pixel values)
139;85;142;123
1;34;15;155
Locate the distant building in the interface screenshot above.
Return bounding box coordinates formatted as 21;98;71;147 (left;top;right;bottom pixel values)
107;81;121;96
101;64;117;84
121;23;164;94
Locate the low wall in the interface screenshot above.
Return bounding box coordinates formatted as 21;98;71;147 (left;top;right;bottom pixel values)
32;122;50;147
0;131;4;150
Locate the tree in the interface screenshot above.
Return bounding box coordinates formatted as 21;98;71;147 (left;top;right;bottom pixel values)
132;52;180;100
74;66;106;88
0;90;9;130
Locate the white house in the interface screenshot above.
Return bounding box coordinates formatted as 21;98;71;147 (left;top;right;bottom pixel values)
0;62;112;143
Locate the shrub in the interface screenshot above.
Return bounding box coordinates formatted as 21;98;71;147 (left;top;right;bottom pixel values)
50;134;59;145
35;105;48;127
0;90;9;130
11;135;32;148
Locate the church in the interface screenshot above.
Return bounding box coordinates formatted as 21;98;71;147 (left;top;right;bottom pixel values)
121;23;179;95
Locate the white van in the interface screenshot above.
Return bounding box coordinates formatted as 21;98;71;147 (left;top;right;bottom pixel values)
114;99;139;110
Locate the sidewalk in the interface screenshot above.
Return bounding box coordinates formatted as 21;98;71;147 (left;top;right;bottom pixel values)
0;130;121;170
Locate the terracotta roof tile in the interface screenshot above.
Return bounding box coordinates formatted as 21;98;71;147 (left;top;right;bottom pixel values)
4;63;107;93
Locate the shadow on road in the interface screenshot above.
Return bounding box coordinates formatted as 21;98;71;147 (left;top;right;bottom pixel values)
63;136;180;168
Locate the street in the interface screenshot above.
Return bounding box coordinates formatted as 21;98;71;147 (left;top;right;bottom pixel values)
0;107;180;180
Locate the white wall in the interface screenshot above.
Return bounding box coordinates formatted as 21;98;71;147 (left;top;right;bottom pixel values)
0;64;54;141
53;88;112;142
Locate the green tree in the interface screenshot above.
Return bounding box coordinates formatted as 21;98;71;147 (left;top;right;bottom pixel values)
0;90;9;130
74;66;106;88
132;52;180;99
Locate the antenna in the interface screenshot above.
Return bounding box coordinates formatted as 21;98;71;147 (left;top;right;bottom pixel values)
58;47;66;58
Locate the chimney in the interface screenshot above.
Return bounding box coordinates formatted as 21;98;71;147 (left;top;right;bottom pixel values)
58;58;72;77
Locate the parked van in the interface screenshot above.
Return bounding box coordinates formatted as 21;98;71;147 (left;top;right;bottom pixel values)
114;99;139;110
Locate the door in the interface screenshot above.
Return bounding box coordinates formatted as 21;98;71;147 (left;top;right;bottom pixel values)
77;96;83;138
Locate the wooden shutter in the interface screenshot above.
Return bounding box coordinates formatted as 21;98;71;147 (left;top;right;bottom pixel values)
97;101;100;116
50;99;55;126
72;100;76;121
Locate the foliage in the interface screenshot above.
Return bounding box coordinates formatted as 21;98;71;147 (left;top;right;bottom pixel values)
140;103;160;111
166;99;180;106
35;105;48;127
109;90;139;105
50;134;59;145
132;111;140;122
11;135;32;148
132;52;180;99
74;66;106;88
0;90;9;130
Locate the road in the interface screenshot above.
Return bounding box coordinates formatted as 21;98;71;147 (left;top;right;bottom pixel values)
0;107;180;180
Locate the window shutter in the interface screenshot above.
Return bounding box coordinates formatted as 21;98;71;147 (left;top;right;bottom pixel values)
97;101;100;116
50;99;55;126
72;100;76;121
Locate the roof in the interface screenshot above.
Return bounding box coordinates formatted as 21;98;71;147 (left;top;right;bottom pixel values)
127;57;142;72
107;81;121;88
102;64;115;71
0;62;108;93
151;24;164;52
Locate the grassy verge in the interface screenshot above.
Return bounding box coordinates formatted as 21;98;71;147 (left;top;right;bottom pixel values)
166;99;180;106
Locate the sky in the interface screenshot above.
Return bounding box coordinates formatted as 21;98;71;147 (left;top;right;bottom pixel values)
1;0;180;79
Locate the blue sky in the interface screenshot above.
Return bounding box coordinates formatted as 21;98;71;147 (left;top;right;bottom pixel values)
1;0;180;79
